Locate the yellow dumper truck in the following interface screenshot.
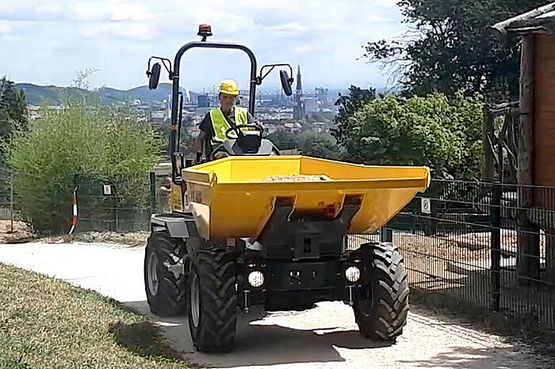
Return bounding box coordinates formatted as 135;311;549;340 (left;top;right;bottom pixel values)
144;25;430;352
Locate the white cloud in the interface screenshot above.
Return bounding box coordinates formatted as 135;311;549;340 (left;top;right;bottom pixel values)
70;2;111;21
0;22;12;34
2;0;405;90
0;1;68;21
99;21;160;40
70;1;152;22
268;22;310;32
373;0;400;6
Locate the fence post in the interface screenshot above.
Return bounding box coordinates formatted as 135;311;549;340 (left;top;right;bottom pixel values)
482;106;495;182
491;184;501;311
547;230;555;284
149;172;156;213
9;174;14;233
380;227;393;243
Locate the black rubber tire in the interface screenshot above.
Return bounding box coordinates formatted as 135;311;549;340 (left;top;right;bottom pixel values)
353;242;409;341
144;231;187;317
187;249;237;352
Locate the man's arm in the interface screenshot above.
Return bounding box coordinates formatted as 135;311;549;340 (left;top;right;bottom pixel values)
193;130;206;163
194;113;212;163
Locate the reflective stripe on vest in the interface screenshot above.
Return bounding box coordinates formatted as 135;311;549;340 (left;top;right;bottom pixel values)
209;107;249;142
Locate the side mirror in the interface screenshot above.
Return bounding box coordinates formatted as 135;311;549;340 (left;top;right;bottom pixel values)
147;63;161;90
280;70;293;96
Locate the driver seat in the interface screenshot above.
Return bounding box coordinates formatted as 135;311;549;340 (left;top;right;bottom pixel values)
234;131;261;153
205;129;262;158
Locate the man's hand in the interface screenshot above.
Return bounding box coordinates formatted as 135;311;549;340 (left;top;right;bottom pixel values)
193;130;207;165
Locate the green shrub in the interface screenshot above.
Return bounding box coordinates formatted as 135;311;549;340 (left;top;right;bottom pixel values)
8;103;163;234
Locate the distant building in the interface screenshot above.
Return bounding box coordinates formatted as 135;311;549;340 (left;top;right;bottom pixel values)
197;94;210;108
315;87;329;103
304;97;320;112
26;105;41;120
151;110;166;120
293;65;305;121
312;122;326;133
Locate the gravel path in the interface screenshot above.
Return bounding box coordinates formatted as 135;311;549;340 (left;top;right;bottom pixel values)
0;241;553;369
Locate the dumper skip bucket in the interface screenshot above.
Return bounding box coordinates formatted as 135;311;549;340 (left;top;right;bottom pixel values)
183;156;430;240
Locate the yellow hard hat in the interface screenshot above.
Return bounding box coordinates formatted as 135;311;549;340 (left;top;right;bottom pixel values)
219;79;240;96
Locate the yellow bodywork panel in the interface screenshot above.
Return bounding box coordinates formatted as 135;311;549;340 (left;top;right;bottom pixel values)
183;156;430;241
171;183;184;212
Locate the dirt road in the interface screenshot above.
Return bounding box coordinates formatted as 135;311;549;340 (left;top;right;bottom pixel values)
0;242;552;369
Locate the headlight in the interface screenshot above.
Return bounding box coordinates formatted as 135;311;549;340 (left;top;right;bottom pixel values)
248;270;264;288
345;266;361;283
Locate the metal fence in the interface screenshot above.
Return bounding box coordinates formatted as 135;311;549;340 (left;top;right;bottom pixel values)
73;175;155;233
0;172;162;233
350;179;555;329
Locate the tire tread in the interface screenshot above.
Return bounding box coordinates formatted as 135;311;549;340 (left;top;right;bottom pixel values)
353;241;409;341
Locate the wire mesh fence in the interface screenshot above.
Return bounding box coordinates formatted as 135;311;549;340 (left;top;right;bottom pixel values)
73;175;153;233
349;179;555;329
0;171;165;234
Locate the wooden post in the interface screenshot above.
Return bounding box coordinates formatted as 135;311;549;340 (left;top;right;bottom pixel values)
482;105;495;182
517;34;540;284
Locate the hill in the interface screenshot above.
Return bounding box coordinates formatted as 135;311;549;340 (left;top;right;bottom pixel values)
16;83;197;105
16;83;84;105
97;84;197;104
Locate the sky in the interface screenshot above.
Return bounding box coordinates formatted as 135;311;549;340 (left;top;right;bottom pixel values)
0;0;406;92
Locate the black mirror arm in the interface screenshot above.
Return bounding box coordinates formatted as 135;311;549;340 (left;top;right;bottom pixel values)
258;65;276;84
147;56;173;78
257;63;293;84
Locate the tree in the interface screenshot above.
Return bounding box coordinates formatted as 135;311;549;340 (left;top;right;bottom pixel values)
267;129;341;159
298;133;341;160
0;77;27;152
332;92;483;179
267;130;299;150
8;102;163;234
332;86;376;156
363;0;546;100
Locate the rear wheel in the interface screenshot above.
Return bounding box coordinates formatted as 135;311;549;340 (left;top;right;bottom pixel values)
353;242;409;341
187;249;237;352
144;231;187;316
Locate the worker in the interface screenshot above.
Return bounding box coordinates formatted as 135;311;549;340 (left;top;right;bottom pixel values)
193;79;256;164
158;175;172;212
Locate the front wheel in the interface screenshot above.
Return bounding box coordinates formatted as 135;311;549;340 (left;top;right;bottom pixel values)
187;249;237;352
144;231;187;316
353;242;409;341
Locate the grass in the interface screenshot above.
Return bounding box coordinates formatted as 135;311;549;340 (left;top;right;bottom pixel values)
0;263;188;369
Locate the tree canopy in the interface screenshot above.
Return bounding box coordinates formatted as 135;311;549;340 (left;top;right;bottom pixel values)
332;91;483;179
363;0;546;100
0;77;27;151
268;130;341;160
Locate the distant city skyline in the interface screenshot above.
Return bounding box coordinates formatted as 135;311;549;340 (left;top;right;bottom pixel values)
1;1;406;91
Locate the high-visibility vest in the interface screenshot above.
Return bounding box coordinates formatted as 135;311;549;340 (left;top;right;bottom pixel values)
209;107;249;142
